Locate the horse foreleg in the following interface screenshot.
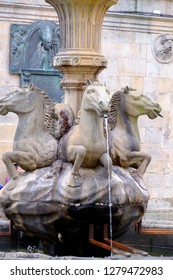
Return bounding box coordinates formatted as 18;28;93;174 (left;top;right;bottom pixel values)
67;145;86;187
123;151;151;178
135;153;151;178
100;152;112;178
120;151;151;188
2;151;36;180
2;152;21;180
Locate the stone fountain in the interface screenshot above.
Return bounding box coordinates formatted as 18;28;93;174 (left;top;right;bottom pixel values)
0;0;162;256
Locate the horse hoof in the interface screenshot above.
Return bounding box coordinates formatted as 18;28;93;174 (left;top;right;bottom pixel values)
6;179;16;191
43;171;54;179
68;174;83;188
129;169;147;190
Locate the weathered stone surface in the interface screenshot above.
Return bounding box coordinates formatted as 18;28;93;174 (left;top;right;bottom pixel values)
0;251;173;260
0;162;149;243
0;251;55;260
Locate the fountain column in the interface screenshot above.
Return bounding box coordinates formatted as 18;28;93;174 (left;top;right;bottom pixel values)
46;0;118;115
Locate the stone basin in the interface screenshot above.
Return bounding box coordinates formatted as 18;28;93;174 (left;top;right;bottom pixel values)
0;161;149;255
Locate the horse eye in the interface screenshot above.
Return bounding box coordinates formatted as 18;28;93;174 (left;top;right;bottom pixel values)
106;89;110;95
17;89;23;94
87;89;95;94
134;95;140;100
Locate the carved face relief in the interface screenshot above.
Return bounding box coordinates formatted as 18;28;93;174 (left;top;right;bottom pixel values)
153;34;173;63
42;39;52;51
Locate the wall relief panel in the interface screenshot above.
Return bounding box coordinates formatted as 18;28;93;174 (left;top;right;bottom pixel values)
153;34;173;63
10;20;63;102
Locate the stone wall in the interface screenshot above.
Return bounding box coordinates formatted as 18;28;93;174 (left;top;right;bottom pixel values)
0;0;173;226
112;0;173;15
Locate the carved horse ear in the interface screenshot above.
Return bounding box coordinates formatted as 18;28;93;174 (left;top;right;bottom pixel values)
86;79;92;86
29;83;35;91
123;86;129;94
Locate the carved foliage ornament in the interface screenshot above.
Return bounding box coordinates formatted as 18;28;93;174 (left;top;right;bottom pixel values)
153;34;173;63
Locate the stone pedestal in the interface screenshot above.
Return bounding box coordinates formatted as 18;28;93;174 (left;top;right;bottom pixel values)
46;0;118;115
0;163;149;256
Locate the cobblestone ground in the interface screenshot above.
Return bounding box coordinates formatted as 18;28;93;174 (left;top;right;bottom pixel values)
0;251;173;260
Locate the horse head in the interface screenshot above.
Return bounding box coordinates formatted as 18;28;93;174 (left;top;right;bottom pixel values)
0;83;43;116
121;86;162;119
81;80;111;117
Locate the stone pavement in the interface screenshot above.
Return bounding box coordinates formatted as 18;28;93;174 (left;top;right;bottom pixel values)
0;251;173;260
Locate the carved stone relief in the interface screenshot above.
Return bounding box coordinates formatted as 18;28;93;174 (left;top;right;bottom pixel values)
153;34;173;63
10;20;60;73
10;24;28;73
10;20;64;102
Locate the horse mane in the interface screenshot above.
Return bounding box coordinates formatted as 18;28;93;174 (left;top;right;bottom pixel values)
108;90;122;130
108;86;137;130
31;85;54;132
25;84;74;139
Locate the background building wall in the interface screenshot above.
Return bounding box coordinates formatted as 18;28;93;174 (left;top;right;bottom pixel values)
1;0;173;226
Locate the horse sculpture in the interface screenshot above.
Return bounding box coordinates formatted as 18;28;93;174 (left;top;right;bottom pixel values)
0;83;74;180
59;81;112;187
108;86;162;184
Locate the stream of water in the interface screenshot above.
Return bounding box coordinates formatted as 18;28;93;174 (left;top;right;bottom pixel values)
104;114;113;256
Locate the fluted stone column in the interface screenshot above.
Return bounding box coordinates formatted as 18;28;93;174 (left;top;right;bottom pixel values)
46;0;118;115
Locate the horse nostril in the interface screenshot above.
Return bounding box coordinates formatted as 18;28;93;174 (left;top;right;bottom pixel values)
158;113;163;118
103;112;108;118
